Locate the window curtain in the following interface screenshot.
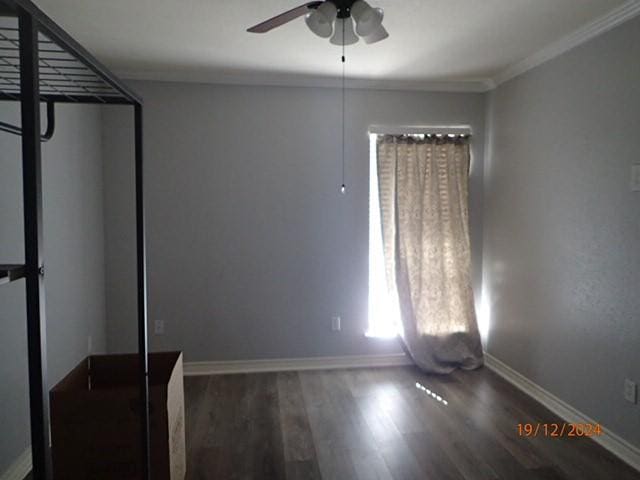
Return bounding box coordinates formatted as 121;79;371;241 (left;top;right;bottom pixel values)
377;134;483;373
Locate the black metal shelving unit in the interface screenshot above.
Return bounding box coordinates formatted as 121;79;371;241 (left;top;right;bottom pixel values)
0;1;150;479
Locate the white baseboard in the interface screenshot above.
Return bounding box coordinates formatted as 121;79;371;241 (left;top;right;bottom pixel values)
484;353;640;472
0;448;31;480
184;353;412;376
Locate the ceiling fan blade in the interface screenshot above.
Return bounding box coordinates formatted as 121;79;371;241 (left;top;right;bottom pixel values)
247;1;323;33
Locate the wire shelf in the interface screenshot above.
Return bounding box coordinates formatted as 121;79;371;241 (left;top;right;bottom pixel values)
0;15;133;104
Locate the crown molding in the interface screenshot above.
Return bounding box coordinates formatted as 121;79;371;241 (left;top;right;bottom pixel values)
116;69;492;93
482;77;497;91
492;0;640;88
116;2;640;94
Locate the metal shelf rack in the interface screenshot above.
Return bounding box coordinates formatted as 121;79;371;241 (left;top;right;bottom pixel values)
0;1;150;479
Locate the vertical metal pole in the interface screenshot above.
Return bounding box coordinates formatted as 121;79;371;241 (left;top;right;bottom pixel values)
18;8;51;480
135;102;151;480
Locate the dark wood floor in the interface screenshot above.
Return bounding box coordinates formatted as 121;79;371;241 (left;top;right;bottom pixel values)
183;365;640;480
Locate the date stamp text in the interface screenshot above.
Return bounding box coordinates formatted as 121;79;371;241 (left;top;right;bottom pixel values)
517;423;603;438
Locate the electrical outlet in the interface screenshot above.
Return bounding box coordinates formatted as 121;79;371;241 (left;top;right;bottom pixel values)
331;316;341;331
154;319;165;335
624;379;637;404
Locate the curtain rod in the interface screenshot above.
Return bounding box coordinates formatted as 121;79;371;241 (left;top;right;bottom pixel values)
368;125;472;136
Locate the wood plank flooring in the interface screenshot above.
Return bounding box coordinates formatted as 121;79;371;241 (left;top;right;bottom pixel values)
183;366;640;480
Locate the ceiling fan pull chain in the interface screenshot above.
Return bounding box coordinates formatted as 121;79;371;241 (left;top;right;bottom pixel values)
341;29;347;195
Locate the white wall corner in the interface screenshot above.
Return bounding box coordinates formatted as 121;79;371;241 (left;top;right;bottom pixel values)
481;78;497;92
184;353;412;376
491;0;640;88
0;448;32;480
484;353;640;473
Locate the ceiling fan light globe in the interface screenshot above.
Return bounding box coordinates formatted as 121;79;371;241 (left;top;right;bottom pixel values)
330;17;359;45
363;23;388;44
350;0;371;20
353;4;384;37
305;2;338;38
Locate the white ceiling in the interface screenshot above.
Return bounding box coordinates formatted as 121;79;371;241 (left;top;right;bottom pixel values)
32;0;630;90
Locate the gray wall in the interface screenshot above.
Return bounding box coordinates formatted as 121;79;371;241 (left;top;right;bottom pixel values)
484;16;640;448
103;82;486;361
0;103;106;472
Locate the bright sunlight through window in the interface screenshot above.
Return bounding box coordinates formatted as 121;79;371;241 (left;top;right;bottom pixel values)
367;134;402;338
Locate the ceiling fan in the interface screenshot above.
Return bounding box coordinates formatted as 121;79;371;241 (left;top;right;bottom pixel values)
247;0;389;45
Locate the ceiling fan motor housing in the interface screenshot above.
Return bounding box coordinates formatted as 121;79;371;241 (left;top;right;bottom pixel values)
325;0;357;18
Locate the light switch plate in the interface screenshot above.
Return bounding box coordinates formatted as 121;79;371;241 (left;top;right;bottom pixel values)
331;316;341;331
624;379;637;404
631;164;640;192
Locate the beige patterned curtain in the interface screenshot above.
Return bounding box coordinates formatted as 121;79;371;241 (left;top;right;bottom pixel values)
377;135;483;373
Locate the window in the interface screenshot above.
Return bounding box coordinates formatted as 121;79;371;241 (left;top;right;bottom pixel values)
367;134;402;338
